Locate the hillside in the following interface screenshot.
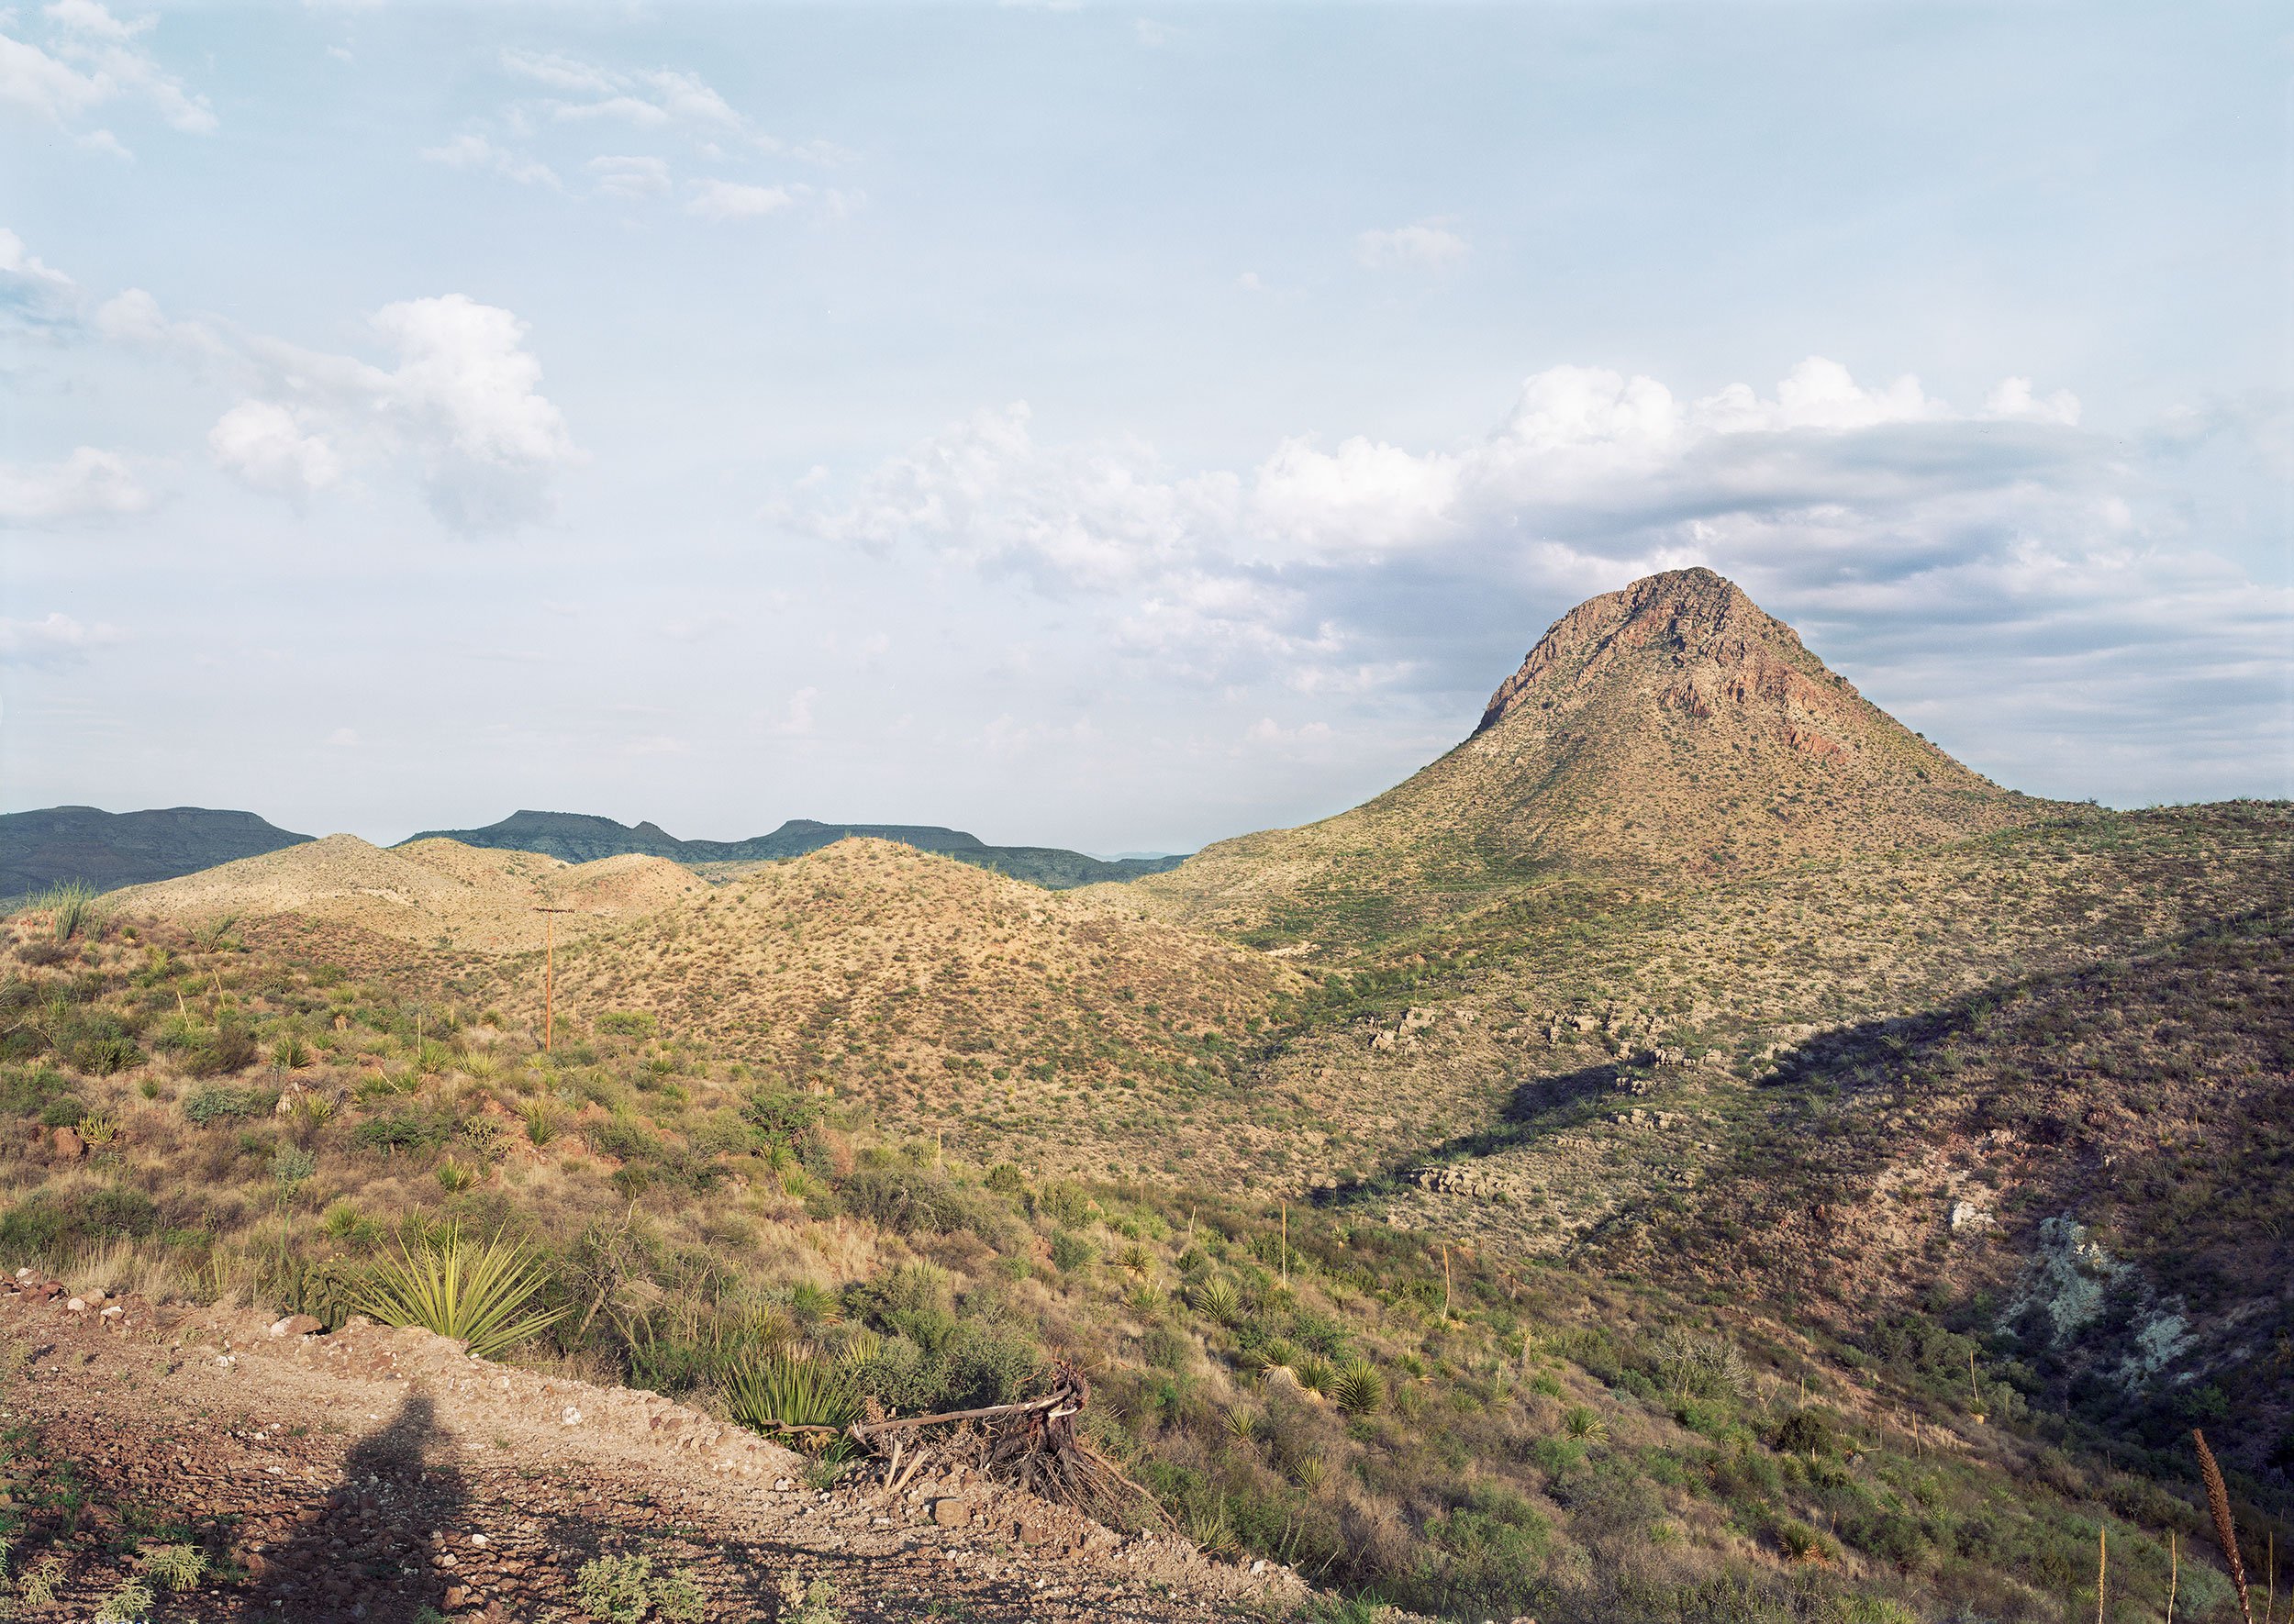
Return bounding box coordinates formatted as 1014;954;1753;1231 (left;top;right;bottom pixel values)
1137;568;2056;944
475;838;1305;1181
409;810;1187;890
0;805;312;898
110;834;707;954
6;906;2278;1624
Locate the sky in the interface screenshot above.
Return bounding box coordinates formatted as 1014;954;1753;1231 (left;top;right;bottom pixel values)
3;1;2289;854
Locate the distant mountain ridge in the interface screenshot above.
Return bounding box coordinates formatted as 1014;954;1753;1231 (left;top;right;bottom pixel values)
399;810;1186;889
0;806;313;898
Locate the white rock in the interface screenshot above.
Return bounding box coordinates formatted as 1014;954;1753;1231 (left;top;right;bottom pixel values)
66;1296;87;1313
561;1406;583;1426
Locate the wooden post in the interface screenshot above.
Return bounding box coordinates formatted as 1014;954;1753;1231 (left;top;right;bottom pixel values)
533;907;573;1051
2167;1530;2177;1624
1279;1203;1287;1288
1442;1241;1453;1322
2096;1523;2105;1624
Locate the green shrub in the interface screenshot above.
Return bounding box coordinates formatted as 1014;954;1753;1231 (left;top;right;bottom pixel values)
574;1554;654;1624
352;1107;451;1156
179;1020;258;1077
1049;1229;1094;1273
596;1009;657;1038
184;1084;273;1124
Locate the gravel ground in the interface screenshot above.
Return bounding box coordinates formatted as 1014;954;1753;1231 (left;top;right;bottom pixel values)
0;1274;1304;1623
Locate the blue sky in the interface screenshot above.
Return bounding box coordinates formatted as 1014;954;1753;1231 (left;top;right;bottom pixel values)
3;2;2288;852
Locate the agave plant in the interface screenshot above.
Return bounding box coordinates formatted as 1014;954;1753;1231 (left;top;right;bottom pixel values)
352;1227;565;1360
1294;1352;1337;1396
1563;1405;1609;1443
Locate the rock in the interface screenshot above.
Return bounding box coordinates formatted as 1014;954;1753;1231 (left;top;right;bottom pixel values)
66;1296;87;1313
50;1126;85;1160
931;1497;971;1529
1948;1200;1993;1233
560;1406;582;1426
270;1314;324;1338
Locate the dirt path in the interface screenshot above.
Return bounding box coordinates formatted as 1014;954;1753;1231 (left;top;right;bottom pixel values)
0;1274;1302;1622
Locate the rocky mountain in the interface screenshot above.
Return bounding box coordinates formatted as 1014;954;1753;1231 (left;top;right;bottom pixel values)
0;806;312;899
403;810;1186;889
1138;567;2055;941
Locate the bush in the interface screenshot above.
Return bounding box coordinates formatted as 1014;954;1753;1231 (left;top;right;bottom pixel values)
184;1084;273;1124
574;1554;654;1624
840;1164;1002;1239
179;1020;258;1077
0;1186;160;1259
352;1107;451;1156
596;1010;657;1038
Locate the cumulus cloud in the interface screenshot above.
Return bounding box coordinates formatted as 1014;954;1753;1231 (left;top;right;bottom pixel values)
0;1;215;154
0;610;122;666
208;400;342;495
1354;221;1469;272
95;279;576;531
0;446;151;525
790;358;2286;797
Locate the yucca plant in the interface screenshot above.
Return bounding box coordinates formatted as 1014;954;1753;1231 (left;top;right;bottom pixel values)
40;880;103;942
351;1228;565;1360
1331;1357;1386;1417
521;1100;560;1146
725;1349;861;1456
1294;1352;1336;1396
1563;1405;1609;1442
1189;1276;1245;1328
1224;1406;1263;1445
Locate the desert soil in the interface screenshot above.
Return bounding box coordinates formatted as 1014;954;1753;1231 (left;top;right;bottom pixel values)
0;1274;1303;1623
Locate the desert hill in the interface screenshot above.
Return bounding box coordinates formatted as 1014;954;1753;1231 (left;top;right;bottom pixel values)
110;833;707;952
0;804;312;898
409;809;1187;890
1138;567;2056;942
476;838;1305;1180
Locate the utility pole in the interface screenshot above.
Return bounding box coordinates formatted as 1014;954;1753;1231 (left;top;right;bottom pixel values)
533;907;574;1051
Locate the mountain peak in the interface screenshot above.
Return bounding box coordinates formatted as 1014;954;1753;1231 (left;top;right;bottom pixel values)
1476;567;1798;736
1140;570;2058;935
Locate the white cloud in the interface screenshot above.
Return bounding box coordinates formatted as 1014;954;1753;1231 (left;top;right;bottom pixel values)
0;447;151;525
420;132;562;190
364;295;578;528
1235;272;1263;293
1354;221;1469;272
765;686;818;736
0;1;215;150
1135;18;1175;47
790;358;2286;795
208;400;343;495
324;726;359;747
0;610;122;666
589;154;671;200
97;282;576;531
686;179;799;220
498;48;619;95
0;225;78;327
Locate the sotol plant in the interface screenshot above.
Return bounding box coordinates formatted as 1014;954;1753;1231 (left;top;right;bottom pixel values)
352;1228;565;1360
